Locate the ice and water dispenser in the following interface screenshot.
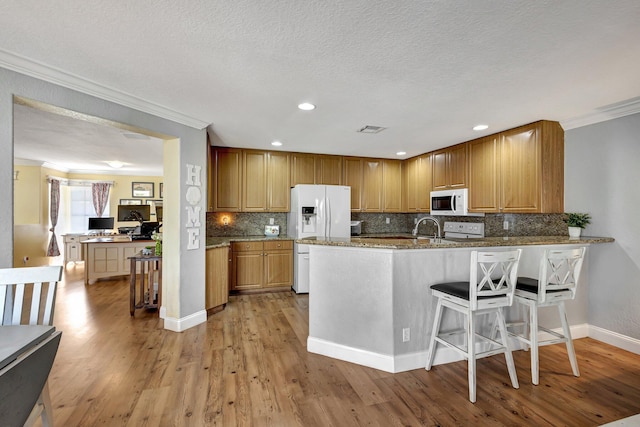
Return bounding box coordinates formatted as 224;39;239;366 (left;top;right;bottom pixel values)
301;206;317;233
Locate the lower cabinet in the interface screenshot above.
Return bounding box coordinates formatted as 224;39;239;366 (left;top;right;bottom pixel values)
205;247;230;311
230;240;293;291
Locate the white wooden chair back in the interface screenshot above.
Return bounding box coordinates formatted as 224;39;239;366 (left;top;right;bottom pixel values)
538;247;586;303
0;266;63;326
469;249;522;310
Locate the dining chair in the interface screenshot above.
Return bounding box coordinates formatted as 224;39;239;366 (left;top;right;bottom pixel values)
508;247;587;385
0;330;62;427
0;265;63;426
425;249;522;403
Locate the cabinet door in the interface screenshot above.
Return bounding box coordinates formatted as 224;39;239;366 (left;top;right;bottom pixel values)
206;247;229;310
382;159;402;212
265;251;293;287
431;149;449;190
267;152;291;212
416;154;432;211
403;156;418;212
362;158;383;212
343;157;363;211
468;136;500;212
448;144;468;189
501;126;541;212
213;147;242;212
316;155;342;185
242;151;268;211
231;243;264;290
291;153;316;186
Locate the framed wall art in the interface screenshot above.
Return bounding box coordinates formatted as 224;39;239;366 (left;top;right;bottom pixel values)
132;182;154;198
119;199;143;205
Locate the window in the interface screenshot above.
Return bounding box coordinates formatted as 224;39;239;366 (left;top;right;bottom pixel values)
69;185;110;233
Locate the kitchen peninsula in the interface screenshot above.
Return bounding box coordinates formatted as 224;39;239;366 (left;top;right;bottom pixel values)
302;234;613;373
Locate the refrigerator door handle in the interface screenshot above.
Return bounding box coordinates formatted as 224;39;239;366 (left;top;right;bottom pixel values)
327;197;331;238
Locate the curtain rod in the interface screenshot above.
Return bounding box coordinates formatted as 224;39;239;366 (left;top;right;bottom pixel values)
46;175;115;186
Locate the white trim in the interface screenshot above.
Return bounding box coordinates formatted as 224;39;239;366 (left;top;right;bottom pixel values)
307;323;599;373
588;325;640;355
0;49;210;130
46;174;114;186
163;309;207;332
561;97;640;130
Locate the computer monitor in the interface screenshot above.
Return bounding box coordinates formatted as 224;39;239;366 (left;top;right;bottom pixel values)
88;217;115;230
117;204;150;222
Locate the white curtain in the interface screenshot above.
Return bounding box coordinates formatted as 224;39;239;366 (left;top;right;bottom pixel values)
46;179;61;257
91;182;111;217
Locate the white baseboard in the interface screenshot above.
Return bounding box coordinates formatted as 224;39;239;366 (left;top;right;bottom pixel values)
307;323;634;373
589;325;640;355
163;309;207;332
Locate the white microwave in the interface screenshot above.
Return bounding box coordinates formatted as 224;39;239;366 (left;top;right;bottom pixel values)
430;188;469;216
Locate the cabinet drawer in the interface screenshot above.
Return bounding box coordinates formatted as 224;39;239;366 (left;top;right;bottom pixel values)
264;240;293;251
64;235;80;243
232;241;264;252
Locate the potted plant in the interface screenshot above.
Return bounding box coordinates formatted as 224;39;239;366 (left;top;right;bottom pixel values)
564;213;591;238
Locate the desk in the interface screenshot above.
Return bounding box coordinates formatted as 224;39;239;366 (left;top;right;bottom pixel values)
0;325;55;370
128;251;162;316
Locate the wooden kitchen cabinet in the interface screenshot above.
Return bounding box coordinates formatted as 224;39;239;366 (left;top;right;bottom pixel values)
432;143;468;190
291;153;316;186
343;157;364;211
382;159;402;212
403;154;432;212
205;246;229;311
230;240;293;291
242;150;291;212
212;147;242;212
362;158;383;211
468;120;564;213
315;155;342;185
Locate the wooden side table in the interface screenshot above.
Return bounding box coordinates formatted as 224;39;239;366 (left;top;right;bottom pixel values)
128;250;162;316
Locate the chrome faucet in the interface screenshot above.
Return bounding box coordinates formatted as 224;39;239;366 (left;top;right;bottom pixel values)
412;216;442;238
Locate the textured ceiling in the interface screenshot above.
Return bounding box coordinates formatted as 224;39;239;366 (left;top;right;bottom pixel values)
4;1;640;174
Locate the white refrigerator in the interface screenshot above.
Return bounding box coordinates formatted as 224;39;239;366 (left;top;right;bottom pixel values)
288;184;351;293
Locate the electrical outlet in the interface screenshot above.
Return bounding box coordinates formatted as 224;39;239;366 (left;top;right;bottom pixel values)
402;328;410;342
414;218;418;224
386;217;390;224
503;220;509;230
269;218;274;225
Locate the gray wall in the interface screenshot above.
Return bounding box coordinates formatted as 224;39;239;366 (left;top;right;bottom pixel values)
1;67;207;326
565;113;640;339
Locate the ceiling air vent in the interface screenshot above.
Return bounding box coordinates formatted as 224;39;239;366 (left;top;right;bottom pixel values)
357;125;386;134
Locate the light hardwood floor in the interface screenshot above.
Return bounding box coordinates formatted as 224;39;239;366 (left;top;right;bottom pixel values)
41;265;640;426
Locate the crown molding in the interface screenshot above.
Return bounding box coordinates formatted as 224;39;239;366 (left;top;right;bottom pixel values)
0;49;210;130
561;96;640;130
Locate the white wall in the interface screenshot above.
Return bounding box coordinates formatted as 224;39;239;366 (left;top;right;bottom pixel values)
0;67;208;330
565;113;640;340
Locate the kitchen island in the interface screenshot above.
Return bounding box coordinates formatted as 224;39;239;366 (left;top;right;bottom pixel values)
301;234;613;373
82;237;154;285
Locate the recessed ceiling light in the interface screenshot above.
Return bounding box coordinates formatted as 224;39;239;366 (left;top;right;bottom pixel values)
297;102;316;111
473;124;489;131
271;141;282;146
396;151;406;156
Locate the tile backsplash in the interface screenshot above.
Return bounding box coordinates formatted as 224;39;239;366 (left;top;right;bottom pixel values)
207;212;569;237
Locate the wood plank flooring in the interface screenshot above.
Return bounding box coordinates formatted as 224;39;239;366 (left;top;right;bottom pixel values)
39;265;640;426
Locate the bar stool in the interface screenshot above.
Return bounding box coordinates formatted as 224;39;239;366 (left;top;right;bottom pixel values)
425;249;522;403
508;247;586;385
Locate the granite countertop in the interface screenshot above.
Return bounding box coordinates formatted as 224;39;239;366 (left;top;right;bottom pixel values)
296;233;614;249
206;235;294;249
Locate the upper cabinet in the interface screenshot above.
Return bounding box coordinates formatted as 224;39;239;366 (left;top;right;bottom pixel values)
290;153;343;186
432;143;468;190
243;150;290;212
468;120;564;213
343;157;364;212
382;159;402;212
361;158;383;212
315;155;342;185
403;154;432;212
211;147;242;212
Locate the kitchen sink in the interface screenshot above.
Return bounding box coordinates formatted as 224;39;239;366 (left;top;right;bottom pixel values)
356;235;456;244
